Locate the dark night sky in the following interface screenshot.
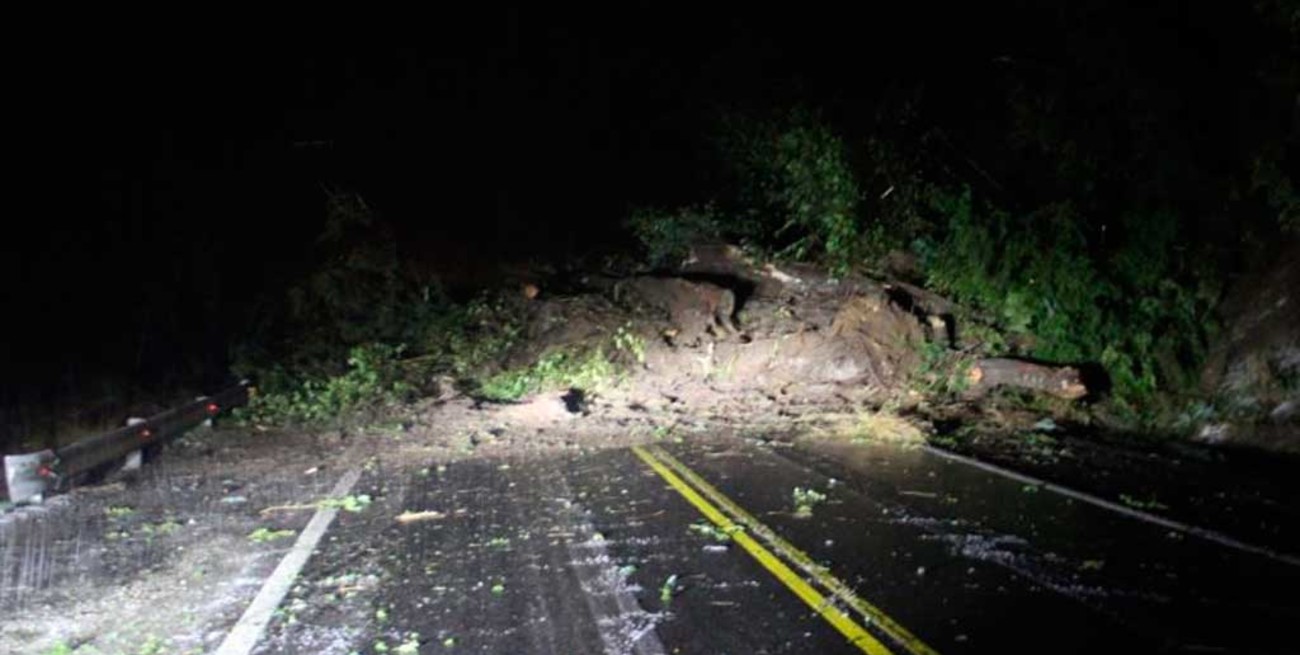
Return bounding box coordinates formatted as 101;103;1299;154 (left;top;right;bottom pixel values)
3;3;1283;400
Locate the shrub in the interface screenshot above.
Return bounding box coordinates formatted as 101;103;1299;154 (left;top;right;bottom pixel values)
1251;148;1300;235
239;343;411;426
476;325;646;402
232;189;443;381
625;204;726;268
716;107;863;273
629;107;939;276
918;187;1218;409
237;290;536;426
420;292;524;377
477;346;616;402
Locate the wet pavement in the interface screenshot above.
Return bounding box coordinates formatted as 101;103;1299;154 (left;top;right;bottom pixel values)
251;436;1300;654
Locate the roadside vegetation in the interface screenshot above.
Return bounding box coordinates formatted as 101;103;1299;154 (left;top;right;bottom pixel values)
627;28;1296;430
232;6;1295;436
232;192;649;427
478;324;645;402
240;83;1293;433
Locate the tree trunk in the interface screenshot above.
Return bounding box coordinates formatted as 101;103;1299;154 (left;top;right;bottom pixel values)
965;358;1089;400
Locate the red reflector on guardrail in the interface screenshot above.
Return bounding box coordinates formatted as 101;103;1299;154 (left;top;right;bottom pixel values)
139;428;153;440
37;465;54;478
206;402;220;415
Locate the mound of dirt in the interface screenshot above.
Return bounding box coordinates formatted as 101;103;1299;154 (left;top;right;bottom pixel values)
511;250;936;414
1198;239;1300;452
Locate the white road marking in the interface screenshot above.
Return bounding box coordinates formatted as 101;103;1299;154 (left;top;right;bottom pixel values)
923;444;1300;568
215;466;363;655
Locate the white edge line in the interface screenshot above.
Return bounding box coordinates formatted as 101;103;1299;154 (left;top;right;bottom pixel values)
215;467;364;655
921;444;1300;568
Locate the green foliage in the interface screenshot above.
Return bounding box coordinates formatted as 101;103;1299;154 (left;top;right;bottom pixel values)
688;521;735;543
233;190;445;382
625;204;726;268
248;527;296;543
1173;399;1219;433
919;191;1109;360
478;345;617;402
612;323;647;365
660;574;679;605
393;634;421;655
854;132;940;256
477;325;644;402
105;505;135;518
912;341;975;397
718;108;864;273
1251;148;1300;234
238;343;411;426
791;486;827;518
627;107;944;276
918;187;1218;407
237;276;539;427
319;494;373;513
420;293;524;377
1118;494;1168;511
233;188;537;424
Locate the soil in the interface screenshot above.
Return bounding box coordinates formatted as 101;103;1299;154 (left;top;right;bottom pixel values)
3;250;1297;653
1197;238;1300;453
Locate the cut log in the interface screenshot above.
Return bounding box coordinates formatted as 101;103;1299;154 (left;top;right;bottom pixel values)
964;358;1089;400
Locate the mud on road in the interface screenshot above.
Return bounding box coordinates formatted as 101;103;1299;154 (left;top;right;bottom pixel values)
5;391;1298;654
0;386;718;655
0;425;348;654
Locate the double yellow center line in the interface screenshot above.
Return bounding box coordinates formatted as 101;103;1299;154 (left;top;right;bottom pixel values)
632;445;939;655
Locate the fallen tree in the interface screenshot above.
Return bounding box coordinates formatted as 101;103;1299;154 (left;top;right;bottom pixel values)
963;358;1089;400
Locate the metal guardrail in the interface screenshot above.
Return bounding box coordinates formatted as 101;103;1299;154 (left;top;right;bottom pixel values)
3;381;250;503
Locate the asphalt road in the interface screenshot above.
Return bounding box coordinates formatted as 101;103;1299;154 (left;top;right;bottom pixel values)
252;437;1300;654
